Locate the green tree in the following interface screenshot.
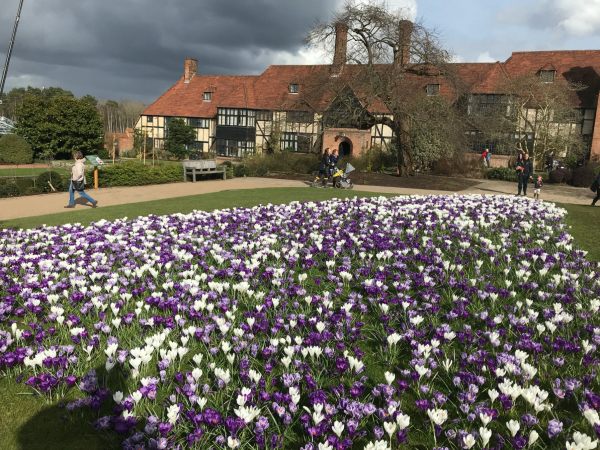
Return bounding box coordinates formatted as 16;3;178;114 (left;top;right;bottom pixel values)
164;118;195;159
15;94;103;160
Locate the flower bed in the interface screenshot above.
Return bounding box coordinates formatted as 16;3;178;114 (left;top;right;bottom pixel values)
1;195;599;449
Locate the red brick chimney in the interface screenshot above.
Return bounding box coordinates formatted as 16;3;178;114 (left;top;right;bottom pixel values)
331;21;348;75
395;20;413;67
184;58;198;83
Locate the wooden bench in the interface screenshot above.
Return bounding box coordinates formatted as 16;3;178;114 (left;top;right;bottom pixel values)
183;160;226;182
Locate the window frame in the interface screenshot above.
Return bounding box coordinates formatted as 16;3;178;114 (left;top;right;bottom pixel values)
426;84;440;96
288;83;299;94
539;70;556;83
203;91;213;101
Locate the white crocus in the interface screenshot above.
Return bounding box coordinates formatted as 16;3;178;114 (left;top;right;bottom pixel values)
332;421;344;437
506;419;520;437
463;433;476;449
479;427;492;447
396;413;410;430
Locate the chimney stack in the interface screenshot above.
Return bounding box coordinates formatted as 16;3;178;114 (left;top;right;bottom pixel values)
396;20;413;67
184;58;198;83
331;21;348;75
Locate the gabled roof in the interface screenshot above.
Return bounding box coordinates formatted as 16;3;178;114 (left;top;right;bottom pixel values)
142;49;600;118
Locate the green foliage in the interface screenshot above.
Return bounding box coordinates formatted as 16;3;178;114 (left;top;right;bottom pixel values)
348;145;395;172
15;93;103;160
241;152;320;176
91;162;181;187
571;164;598;188
36;171;67;193
133;128;153;158
233;164;250;177
485;167;517;182
165;119;196;159
0;180;20;198
0;134;33;164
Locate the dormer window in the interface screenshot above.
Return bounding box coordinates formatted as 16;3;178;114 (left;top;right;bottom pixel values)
203;91;212;101
426;84;440;96
288;83;299;94
539;70;556;83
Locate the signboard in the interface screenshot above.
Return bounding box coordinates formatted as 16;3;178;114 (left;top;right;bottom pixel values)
85;155;105;167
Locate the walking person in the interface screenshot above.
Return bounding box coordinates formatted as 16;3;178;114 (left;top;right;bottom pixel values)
328;148;339;183
314;148;330;187
65;151;98;208
591;172;600;206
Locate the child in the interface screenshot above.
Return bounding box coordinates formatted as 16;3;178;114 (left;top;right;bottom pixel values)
533;175;543;200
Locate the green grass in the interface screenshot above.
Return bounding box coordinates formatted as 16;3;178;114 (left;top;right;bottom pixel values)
0;188;390;230
0;190;599;449
559;202;600;261
0;378;120;450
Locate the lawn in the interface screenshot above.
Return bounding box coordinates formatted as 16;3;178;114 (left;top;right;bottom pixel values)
0;192;599;449
0;188;390;230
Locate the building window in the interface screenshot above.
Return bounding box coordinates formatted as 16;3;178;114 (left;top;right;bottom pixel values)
191;141;206;151
426;84;440;96
468;94;510;116
146;116;154;123
215;139;255;157
288;83;299;94
217;108;256;127
189;118;210;129
539;70;556;83
287;110;313;123
256;110;273;121
203;92;212;101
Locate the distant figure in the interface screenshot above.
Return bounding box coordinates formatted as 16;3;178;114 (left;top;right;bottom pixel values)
314;148;330;186
591;172;600;206
65;151;98;208
516;153;533;196
485;148;492;167
533;175;543;200
328;148;339;179
481;148;489;167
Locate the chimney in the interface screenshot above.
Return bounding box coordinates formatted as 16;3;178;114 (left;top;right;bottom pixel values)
184;58;198;83
331;21;348;75
395;20;413;67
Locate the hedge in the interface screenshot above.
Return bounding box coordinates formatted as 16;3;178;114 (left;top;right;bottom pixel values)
89;162;182;187
0;134;33;164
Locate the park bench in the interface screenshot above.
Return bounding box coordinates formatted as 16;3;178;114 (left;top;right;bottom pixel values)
183;160;226;182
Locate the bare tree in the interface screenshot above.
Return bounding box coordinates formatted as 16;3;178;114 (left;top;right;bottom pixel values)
306;0;462;175
470;74;586;167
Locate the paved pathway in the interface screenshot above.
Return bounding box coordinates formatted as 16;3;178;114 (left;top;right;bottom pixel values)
0;176;595;221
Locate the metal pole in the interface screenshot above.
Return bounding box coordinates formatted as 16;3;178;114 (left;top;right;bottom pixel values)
0;0;25;101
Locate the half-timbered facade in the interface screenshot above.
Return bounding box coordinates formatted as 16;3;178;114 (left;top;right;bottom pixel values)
138;25;600;160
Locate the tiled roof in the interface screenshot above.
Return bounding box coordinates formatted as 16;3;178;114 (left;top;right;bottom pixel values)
142;50;600;118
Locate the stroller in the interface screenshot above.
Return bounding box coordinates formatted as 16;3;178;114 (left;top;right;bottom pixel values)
331;163;355;189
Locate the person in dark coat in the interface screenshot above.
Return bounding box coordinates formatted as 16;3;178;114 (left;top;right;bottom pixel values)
328;148;339;179
591;172;600;206
314;148;330;186
517;153;533;196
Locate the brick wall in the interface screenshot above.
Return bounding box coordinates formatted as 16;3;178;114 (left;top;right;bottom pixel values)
322;128;371;156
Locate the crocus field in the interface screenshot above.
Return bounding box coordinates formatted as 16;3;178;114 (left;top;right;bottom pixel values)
1;195;599;450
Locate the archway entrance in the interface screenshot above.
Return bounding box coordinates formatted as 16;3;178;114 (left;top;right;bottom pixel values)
338;139;352;157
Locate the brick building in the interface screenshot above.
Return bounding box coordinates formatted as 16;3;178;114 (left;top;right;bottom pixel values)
137;23;600;161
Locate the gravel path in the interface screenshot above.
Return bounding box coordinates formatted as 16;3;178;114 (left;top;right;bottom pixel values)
0;176;594;221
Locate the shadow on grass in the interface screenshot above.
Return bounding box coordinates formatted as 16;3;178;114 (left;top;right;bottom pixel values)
16;403;120;450
10;365;125;450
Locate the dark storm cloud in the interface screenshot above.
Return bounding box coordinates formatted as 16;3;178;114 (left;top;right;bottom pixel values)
0;0;340;101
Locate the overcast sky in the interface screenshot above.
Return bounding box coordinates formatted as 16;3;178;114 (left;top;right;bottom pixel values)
1;0;599;103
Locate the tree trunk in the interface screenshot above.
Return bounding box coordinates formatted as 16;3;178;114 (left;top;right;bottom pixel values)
394;116;414;176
